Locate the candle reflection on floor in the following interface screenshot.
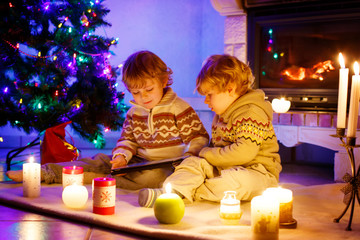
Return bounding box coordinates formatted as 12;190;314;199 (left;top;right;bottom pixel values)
18;221;45;240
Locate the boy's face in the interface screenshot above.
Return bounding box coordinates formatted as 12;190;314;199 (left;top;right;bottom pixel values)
201;83;239;115
128;79;166;109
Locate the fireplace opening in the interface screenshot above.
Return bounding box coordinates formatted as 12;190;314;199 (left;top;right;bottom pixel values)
247;0;360;112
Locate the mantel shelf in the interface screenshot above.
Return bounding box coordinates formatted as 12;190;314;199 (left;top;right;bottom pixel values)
273;112;360;182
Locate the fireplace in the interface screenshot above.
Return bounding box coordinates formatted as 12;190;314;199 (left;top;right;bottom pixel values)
246;0;360;112
210;0;360;180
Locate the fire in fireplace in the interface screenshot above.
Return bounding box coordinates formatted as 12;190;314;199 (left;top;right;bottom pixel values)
246;0;360;112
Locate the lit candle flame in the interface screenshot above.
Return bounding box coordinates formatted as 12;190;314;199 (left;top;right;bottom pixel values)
165;183;172;194
354;61;359;75
339;53;345;69
29;156;34;163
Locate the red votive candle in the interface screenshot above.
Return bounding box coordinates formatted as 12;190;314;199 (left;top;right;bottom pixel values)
62;166;84;189
93;177;116;215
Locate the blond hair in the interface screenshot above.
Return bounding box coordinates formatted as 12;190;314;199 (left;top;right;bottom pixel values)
196;54;254;96
122;50;173;89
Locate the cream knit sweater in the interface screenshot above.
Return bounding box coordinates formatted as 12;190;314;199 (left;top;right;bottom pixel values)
199;89;282;180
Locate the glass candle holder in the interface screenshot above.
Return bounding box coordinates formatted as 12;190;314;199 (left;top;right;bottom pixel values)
263;187;296;228
219;191;242;225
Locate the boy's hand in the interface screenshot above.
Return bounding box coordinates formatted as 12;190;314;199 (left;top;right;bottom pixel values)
110;155;127;170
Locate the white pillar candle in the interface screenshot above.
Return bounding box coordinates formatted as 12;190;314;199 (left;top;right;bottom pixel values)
62;166;84;189
251;195;279;240
62;184;88;209
23;156;41;198
347;61;360;138
337;53;349;129
263;187;294;224
219;191;242;225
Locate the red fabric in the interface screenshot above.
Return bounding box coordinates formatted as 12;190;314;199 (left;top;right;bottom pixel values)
41;121;78;165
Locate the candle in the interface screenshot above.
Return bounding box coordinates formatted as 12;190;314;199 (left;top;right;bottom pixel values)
23;156;41;198
154;183;185;224
263;187;296;227
219;191;242;225
347;61;360;138
62;166;84;189
271;97;291;113
337;53;349;129
62;184;89;209
251;195;279;240
93;177;116;215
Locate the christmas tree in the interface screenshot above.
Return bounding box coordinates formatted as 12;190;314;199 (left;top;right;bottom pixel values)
0;0;128;149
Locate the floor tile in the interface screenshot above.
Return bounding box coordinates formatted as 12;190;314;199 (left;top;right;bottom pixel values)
89;228;150;240
0;205;90;240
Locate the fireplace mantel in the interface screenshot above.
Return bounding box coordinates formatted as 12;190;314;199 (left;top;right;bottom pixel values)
210;0;247;62
210;0;244;16
273;112;360;182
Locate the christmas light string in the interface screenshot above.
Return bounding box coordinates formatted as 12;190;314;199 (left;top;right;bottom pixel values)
2;39;65;59
2;0;125;147
5;0;117;59
2;38;117;59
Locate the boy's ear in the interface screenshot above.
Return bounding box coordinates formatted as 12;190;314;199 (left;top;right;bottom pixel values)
162;79;168;88
227;82;237;95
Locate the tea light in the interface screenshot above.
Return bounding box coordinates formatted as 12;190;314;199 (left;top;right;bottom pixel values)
154;183;185;224
62;184;88;209
23;156;41;198
251;195;279;240
93;177;116;215
219;191;242;225
271;98;291;113
62;166;84;189
263;187;296;228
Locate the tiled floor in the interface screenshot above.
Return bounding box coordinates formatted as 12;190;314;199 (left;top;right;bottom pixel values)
0;159;334;240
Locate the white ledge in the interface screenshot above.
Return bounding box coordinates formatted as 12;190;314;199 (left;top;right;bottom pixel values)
210;0;245;16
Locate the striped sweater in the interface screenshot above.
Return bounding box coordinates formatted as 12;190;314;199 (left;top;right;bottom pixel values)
112;87;209;162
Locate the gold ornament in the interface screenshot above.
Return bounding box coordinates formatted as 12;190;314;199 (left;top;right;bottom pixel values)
80;13;89;26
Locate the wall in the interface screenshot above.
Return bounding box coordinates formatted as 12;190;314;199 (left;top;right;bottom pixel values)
103;0;225;102
0;0;224;160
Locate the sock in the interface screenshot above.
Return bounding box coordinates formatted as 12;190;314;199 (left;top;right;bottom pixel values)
138;188;163;208
6;170;45;182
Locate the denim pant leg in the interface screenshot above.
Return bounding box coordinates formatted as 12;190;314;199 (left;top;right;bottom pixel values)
111;166;173;190
109;156;173;190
